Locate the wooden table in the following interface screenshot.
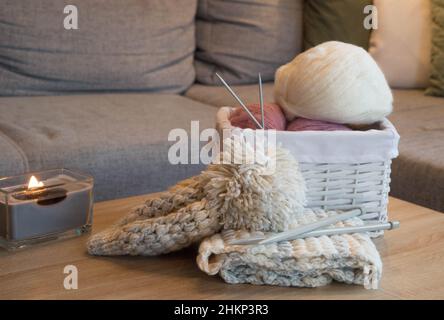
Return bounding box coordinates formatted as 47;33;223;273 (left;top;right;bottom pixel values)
1;195;444;300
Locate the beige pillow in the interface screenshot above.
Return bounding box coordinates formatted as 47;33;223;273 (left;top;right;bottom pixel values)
369;0;432;88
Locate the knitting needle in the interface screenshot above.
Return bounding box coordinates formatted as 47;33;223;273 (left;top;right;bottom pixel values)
216;73;263;129
259;208;363;245
229;221;400;245
258;73;265;129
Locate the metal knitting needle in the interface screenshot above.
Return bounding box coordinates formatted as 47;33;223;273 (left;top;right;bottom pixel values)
258;73;265;129
229;221;400;245
216;73;263;129
259;208;363;245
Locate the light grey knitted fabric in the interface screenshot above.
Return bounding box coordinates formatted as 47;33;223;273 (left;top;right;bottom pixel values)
197;209;382;289
87;137;306;256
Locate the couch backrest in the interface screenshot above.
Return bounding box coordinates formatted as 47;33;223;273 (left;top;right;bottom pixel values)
0;0;197;96
0;0;305;96
195;0;304;85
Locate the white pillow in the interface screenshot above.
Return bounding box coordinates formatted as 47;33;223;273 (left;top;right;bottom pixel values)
369;0;432;89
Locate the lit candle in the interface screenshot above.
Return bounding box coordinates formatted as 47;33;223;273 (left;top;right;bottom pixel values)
11;175;67;203
0;169;93;250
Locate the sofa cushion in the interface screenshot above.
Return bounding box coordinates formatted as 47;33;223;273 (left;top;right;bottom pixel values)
389;90;444;212
0;132;28;177
0;0;196;96
195;0;303;85
186;83;275;107
0;94;217;201
392;89;444;112
369;0;431;89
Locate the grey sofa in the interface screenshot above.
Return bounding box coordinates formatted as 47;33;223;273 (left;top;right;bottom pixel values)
0;0;444;212
0;94;217;200
1;84;443;214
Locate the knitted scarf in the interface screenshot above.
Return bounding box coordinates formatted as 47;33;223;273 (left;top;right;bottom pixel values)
197;208;382;289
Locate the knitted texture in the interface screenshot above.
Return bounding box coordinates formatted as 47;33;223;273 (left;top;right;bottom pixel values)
197;208;382;289
87;135;306;256
206;136;306;232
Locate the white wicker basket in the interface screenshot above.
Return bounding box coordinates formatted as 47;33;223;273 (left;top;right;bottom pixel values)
216;107;400;225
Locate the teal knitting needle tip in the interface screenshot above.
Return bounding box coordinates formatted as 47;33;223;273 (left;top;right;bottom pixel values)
216;72;263;129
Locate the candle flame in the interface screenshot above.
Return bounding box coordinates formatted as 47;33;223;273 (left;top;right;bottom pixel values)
28;175;44;189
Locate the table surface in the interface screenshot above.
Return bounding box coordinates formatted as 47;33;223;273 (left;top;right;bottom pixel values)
1;195;444;300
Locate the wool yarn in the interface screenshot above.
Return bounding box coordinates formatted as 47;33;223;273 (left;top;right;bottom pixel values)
197;208;382;289
229;103;286;130
287;117;352;131
274;41;393;125
87;135;306;256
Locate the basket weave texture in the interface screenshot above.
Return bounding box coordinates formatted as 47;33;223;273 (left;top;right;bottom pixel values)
216;107;399;226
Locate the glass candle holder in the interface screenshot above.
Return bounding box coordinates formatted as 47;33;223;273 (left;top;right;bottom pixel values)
0;169;94;251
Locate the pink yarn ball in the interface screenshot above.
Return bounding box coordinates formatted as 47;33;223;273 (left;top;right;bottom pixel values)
287;117;352;131
230;103;286;131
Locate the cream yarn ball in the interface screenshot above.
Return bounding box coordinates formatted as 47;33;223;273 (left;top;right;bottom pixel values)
274;41;393;125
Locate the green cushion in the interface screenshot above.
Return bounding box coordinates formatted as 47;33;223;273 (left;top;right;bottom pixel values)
426;0;444;97
303;0;373;50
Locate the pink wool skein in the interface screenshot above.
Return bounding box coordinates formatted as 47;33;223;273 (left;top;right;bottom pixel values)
230;103;286;131
287;117;352;131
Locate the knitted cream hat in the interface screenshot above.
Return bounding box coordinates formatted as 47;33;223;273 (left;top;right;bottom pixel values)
87;135;306;256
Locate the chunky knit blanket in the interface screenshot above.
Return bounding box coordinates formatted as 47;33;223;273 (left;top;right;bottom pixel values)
197;209;382;289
